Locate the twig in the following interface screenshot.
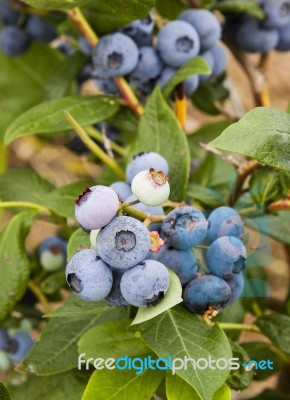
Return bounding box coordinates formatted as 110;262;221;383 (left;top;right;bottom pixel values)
228;159;262;206
100;123;114;158
114;77;144;118
64;112;125;180
85;126;127;157
199;142;240;168
28;281;52;315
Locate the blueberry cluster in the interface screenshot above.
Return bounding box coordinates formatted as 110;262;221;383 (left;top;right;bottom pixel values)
81;9;227;97
0;329;34;363
0;0;56;56
66;152;246;316
66;152;172;307
223;0;290;52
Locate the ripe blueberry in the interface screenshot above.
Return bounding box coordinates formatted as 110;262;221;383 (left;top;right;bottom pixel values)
6;332;34;363
126;152;169;185
110;181;132;202
0;26;31;56
207;206;244;242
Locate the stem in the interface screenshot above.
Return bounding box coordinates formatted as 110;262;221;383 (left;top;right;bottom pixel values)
28;281;52;315
120;199;140;209
228;159;262;206
267;199;290;213
64;112;125;180
85;126;127;157
68;7;144;118
0;201;50;214
114;77;144;118
252;301;263;317
123;205;165;223
175;83;187;129
218;322;261;333
67;8;98;46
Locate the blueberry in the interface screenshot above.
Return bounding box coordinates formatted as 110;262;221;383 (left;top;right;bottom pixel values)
26;15;57;43
131;46;163;83
161;206;208;250
92;32;139;78
258;0;290;28
157;66;176;89
38;236;67;272
120;259;170;307
97;216;150;269
75;185;120;231
178;9;221;51
121;15;154;47
199;50;215;83
106;268;129;307
236;18;279;52
210;44;227;76
225;272;244;304
66;249;113;301
206;236;247;280
0;0;20;25
79;36;92;55
157;20;200;68
183;275;231;315
6;332;34;363
126;152;169;184
0;26;31;56
276;23;290;51
0;329;9;351
207;206;244;242
110;181;132;202
184;74;199;96
124;194;164;231
131;169;170;207
149;243;198;285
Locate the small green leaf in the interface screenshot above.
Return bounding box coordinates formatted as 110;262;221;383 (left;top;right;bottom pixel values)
156;0;186;19
0;382;13;400
19;0;89;9
48;294;109;318
4;96;119;144
44;51;88;100
9;370;90;400
226;341;253;390
214;301;245;341
249;168;290;205
82;368;164;400
0;212;36;323
41;271;67;295
255;313;290;356
45;181;93;219
0;169;54;207
138;305;232;400
191;81;229;116
67;228;90;260
187;183;226;209
162;57;210;98
78;320;149;361
207;0;264;19
129;87;190;201
131;270;183;326
209;108;290;171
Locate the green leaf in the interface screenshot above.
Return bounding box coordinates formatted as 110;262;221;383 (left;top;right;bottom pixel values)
191;82;228;116
44;51;88;100
166;375;231;400
82;368;164;400
19;0;89;9
162;57;210;98
88;0;155;35
67;228;90;260
226;341;253;390
252;211;290;245
19;307;109;375
156;0;186;19
0;383;13;400
188;120;232;160
249;168;290;205
9;370;90;400
0;43;62;139
240;341;282;381
208;0;264;19
255;313;290;356
138;306;232;400
131;270;183;326
0;212;36;323
79;320;149;361
129;87;190;201
0;169;54;207
45;181;93;219
186;183;226;209
213;301;245;341
4;96;119;144
209;108;290;171
41;271;67;295
48;294;109;318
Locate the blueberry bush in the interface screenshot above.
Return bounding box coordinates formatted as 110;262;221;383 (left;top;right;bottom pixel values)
1;0;290;399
